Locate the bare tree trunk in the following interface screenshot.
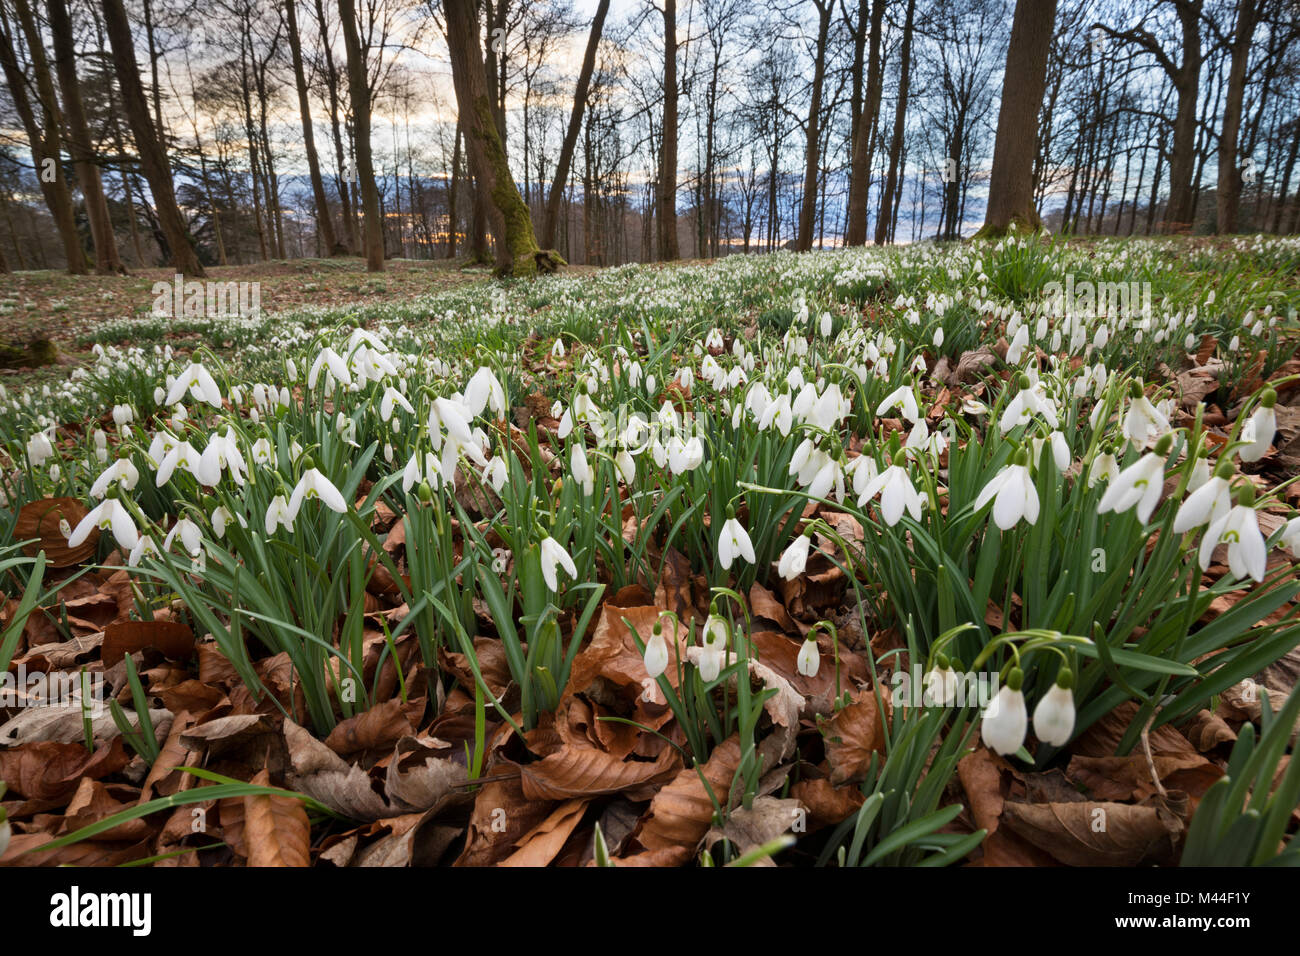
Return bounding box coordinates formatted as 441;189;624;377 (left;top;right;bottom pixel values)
446;122;461;258
286;0;339;255
542;0;608;250
656;0;679;261
796;0;830;252
338;0;383;270
1216;0;1256;233
48;0;123;273
876;0;914;245
845;0;884;246
444;0;555;275
1;0;85;273
980;0;1058;235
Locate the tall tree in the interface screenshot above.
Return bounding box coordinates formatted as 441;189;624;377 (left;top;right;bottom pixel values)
443;0;558;275
876;0;915;245
795;0;831;252
656;0;679;261
541;0;608;250
337;0;383;269
0;0;86;273
980;0;1059;235
1216;0;1257;233
285;0;341;255
845;0;885;246
48;0;124;272
99;0;204;275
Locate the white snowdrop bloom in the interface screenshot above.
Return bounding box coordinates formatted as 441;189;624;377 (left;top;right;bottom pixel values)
1048;431;1071;473
290;468;348;515
539;536;577;593
465;367;507;418
778;532;813;581
981;673;1028;756
307;347;351;389
551;338;566;359
758;391;793;435
1238;391;1276;463
1173;470;1234;534
164;516;203;556
1097;449;1167;525
847;454;879;499
643;623;669;680
26;430;54;467
1005;324;1031;365
69;498;138;551
380;386;414;422
697;616;728;682
128;534;158;567
483;456;508;493
792;381;818;421
265;494;296;535
112;404;134;428
999;378;1059;434
571;443;594;496
809;382;847;431
1279;517;1300;558
628;361;643;388
211;505;243;538
678;366;694;391
667;435;704;475
876;384;919;423
1122;388;1171;449
615;449;636;484
251;438;276;468
428;396;474;448
974;457;1039;531
90;458;140;499
1199;502;1267;582
923;659;959;707
1032;677;1076;747
717;514;756;570
155;440;206;487
796;637;821;678
858;464;924;527
200;431;247;487
166;361;223;408
1087;449;1119;488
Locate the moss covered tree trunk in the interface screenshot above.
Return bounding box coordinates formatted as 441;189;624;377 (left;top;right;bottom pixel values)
444;0;560;276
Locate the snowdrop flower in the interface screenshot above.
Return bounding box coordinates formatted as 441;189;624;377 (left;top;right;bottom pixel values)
698;615;728;682
251;438;276;468
164;516;203;556
380;386;414;422
1238;389;1276;463
483;456;508;493
999;375;1059;435
539;535;577;592
643;622;669;680
93;429;108;463
112;404;134;428
1005;324;1031;365
128;534;158;567
757;391;793;435
1122;382;1171;450
307;347;351;389
265;494;295;534
1032;672;1076;747
778;530;813;581
923;656;959;707
465;367;507;418
166;361;223;408
858;461;924;526
1199;490;1267;582
876;383;919;423
156;440;209;487
200;430;247;487
974;450;1039;530
1097;437;1171;525
667;435;703;475
570;443;594;496
26;430;54;467
90;458;140;499
981;669;1028;756
69;498;138;551
1279;516;1300;558
796;636;821;678
1047;431;1070;473
290;467;348;515
1173;460;1234;534
551;338;566;359
717;510;756;570
211;505;242;538
1087;447;1119;488
428;396;474;448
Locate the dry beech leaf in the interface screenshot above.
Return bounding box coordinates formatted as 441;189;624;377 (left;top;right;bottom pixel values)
456;772;556;867
242;769;311;867
101;619;195;666
324;699;412;758
517;745;681;801
15;497;95;567
790;778;865;830
704;795;803;864
283;719;392;821
823;691;889;786
0;737;129;802
635;736;742;854
999;799;1184;867
499;798;588;867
